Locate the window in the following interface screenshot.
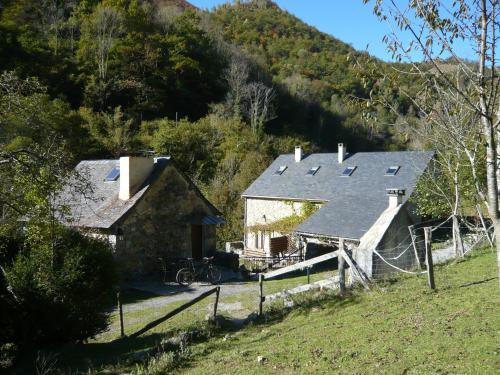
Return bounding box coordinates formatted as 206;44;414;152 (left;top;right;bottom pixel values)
306;166;320;176
385;166;400;176
341;166;356;177
104;166;120;182
274;165;287;175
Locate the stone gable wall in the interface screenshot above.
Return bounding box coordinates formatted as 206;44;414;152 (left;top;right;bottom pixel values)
114;165;217;279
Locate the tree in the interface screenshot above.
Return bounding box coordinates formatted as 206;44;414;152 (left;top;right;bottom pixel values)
411;82;485;257
80;5;122;80
0;72;116;348
80;106;133;158
224;55;250;118
364;0;500;286
243;81;277;134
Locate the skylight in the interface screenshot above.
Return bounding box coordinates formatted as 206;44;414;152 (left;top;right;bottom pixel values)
385;166;400;176
341;166;356;177
104;166;120;182
274;165;287;175
306;166;320;176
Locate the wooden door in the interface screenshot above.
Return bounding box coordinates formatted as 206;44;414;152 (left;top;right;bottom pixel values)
191;225;203;259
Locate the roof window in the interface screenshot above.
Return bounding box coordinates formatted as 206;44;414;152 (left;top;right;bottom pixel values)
385;166;400;176
306;166;320;176
274;165;287;175
104;166;120;182
341;166;356;177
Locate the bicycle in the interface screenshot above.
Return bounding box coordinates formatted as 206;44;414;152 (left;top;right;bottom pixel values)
176;257;222;286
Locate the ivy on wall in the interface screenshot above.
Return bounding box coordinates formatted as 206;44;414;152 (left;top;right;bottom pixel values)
248;201;321;233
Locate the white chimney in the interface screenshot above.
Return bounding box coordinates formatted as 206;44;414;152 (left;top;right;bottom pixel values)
295;146;303;163
387;189;405;209
119;156;154;200
338;143;346;164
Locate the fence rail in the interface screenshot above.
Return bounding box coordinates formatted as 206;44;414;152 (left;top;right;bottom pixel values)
263;251;339;280
124;287;220;339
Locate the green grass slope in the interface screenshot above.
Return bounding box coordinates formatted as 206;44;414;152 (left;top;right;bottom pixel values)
180;249;499;374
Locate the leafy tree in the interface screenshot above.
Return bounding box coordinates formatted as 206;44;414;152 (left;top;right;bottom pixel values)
364;0;500;284
80;106;133;157
0;72;116;349
1;225;116;346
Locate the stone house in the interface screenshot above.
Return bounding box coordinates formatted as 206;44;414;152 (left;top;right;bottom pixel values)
59;156;224;278
241;144;434;278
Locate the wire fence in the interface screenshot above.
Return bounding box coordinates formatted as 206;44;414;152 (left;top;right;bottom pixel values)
372;217;491;281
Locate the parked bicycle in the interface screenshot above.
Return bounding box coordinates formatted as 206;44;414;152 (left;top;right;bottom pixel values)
176;257;222;286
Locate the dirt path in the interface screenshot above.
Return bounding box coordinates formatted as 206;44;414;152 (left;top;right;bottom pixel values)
120;281;259;314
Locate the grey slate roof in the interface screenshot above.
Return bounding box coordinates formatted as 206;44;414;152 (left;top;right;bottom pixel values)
57;158;172;229
242;151;434;239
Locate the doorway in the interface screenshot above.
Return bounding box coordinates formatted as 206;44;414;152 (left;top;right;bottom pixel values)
191;225;203;259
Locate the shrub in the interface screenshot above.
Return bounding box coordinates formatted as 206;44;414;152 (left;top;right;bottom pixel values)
1;226;116;346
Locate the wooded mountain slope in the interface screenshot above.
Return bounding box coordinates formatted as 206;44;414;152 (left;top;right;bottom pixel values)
0;0;423;245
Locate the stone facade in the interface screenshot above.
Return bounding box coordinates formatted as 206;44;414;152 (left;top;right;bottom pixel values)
244;198;322;255
109;165;217;279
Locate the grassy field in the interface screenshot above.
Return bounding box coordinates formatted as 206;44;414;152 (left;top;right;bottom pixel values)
13;250;499;374
92;268;337;343
150;249;498;375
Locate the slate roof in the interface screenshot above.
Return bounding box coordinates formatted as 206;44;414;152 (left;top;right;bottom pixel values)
242;151;434;240
56;158;169;229
58;157;221;229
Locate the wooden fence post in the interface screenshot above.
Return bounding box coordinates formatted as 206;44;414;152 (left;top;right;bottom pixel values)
259;274;264;316
306;266;311;284
424;227;435;290
213;286;220;319
117;290;124;338
338;238;346;297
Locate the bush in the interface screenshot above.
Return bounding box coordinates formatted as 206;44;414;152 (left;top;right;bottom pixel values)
1;226;116;346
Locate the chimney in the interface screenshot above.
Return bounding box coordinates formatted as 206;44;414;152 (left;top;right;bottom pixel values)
338;143;346;163
386;188;405;208
295;146;303;162
119;156;154;200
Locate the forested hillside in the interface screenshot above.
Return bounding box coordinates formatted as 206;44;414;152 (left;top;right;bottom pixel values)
0;0;422;245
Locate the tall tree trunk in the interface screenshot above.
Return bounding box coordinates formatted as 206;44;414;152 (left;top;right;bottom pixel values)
479;0;500;288
452;215;464;258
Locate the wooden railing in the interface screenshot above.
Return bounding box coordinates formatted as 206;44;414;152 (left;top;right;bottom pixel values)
125;287;220;339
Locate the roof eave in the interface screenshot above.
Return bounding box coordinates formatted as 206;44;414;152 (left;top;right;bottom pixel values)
241;194;328;203
293;230;360;242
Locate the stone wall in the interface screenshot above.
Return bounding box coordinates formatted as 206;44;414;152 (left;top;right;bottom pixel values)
244;198;323;255
113;164;218;279
245;198;302;254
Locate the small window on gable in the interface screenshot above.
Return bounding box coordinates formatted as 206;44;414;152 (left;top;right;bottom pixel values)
385;166;400;176
104;166;120;182
306;166;320;176
274;165;287;175
341;166;356;177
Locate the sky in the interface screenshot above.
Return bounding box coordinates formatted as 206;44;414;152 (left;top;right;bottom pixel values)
189;0;476;62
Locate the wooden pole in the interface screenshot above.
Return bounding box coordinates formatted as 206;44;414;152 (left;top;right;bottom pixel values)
213;286;220;319
259;274;264;316
306;266;311;284
117;290;124;338
338;249;370;290
424;227;435;290
338;238;346;297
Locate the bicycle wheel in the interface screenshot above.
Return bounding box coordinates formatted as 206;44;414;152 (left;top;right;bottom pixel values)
176;268;194;286
207;266;222;285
